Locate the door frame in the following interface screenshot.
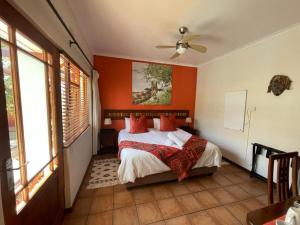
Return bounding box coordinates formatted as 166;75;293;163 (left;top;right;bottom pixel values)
0;1;64;225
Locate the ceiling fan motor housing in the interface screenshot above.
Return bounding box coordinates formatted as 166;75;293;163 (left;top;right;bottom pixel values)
179;26;188;35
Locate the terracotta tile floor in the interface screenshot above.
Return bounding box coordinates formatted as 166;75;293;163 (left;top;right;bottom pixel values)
63;157;268;225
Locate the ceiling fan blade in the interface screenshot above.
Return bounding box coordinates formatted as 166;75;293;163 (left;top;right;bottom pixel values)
189;44;207;53
156;45;175;48
170;52;180;59
182;34;201;42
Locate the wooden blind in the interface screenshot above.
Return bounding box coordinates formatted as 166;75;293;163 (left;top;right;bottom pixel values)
60;54;89;147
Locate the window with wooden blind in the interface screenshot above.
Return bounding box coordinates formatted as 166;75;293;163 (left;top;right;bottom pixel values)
60;54;89;147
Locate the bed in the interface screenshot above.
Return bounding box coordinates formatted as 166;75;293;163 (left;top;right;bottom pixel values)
118;128;222;187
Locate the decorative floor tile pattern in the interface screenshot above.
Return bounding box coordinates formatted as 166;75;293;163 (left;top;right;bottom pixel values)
63;156;268;225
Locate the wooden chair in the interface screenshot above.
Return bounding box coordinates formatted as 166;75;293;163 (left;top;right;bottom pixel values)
268;152;299;205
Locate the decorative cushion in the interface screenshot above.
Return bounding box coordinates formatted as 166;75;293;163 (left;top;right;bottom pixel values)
160;115;176;131
129;114;148;133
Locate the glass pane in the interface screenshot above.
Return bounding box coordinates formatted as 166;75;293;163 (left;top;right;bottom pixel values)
17;50;51;180
0;19;9;40
1;41;22;192
16;31;44;60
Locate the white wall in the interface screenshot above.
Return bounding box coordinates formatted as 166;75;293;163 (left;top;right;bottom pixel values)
1;0;94;215
195;24;300;172
8;0;92;73
64;127;93;208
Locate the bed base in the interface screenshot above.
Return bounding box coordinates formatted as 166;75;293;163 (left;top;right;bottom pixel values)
125;166;217;188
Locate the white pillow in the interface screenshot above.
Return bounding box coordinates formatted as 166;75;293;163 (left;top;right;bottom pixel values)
153;118;160;130
124;117;130;131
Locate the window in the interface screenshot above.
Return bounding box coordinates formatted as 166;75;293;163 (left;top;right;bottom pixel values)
60;54;89;147
0;18;57;212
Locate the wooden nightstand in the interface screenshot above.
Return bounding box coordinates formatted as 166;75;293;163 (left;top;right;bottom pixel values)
178;126;199;135
99;128;118;154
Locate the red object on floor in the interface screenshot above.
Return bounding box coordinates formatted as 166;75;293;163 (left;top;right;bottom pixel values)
263;215;286;225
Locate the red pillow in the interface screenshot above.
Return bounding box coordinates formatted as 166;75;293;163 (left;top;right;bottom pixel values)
160;115;176;131
129;114;148;133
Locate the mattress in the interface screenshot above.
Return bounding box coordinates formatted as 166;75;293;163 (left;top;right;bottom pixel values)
118;128;222;183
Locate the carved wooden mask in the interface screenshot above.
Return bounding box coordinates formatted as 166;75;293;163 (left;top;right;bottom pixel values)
267;75;292;96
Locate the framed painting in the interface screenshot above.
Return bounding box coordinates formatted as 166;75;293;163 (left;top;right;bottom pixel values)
132;62;172;105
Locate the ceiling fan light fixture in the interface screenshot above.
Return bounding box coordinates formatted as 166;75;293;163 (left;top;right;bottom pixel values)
156;26;207;59
176;44;187;54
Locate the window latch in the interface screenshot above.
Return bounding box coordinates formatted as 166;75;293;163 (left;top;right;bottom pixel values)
4;160;29;172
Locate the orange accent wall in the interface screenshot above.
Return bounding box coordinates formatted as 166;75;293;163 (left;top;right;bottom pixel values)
94;55;198;131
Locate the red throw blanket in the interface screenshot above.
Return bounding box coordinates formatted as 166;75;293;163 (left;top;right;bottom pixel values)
118;136;207;181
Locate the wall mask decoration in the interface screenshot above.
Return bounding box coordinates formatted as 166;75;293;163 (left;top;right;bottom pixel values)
267;75;292;96
132;62;172;105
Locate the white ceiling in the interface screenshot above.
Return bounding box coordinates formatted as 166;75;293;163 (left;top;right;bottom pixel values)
66;0;300;66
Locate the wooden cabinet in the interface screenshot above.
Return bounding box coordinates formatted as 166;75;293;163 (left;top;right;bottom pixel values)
99;128;118;154
178;126;198;135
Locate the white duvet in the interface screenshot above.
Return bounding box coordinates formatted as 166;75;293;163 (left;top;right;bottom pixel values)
118;128;222;183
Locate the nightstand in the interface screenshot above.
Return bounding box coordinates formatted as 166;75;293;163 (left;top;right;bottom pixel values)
99;128;118;154
178;126;199;135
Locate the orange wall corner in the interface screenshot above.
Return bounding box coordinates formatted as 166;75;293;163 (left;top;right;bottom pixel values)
94;55;198;131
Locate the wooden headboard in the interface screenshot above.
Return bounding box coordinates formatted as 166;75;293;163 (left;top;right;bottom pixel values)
103;109;189;120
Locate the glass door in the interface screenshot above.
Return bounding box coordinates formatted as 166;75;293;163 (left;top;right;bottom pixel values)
0;16;59;223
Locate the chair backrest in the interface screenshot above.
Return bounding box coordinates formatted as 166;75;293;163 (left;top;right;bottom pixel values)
268;152;298;205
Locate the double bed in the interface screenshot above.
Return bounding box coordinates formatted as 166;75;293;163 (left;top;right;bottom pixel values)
118;128;222;187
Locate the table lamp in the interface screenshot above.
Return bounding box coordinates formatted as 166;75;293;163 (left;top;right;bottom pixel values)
185;117;192;127
104;118;112;127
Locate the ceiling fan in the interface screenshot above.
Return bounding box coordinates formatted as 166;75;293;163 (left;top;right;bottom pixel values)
156;26;207;59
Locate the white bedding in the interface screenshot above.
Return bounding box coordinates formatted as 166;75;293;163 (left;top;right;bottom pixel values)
118;128;222;183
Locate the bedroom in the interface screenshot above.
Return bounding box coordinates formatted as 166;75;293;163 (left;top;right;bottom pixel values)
0;0;299;225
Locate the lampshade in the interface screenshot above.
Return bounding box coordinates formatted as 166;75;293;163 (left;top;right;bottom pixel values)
104;118;112;125
185;117;192;123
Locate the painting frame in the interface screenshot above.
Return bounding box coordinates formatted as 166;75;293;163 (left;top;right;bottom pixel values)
132;62;172;105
